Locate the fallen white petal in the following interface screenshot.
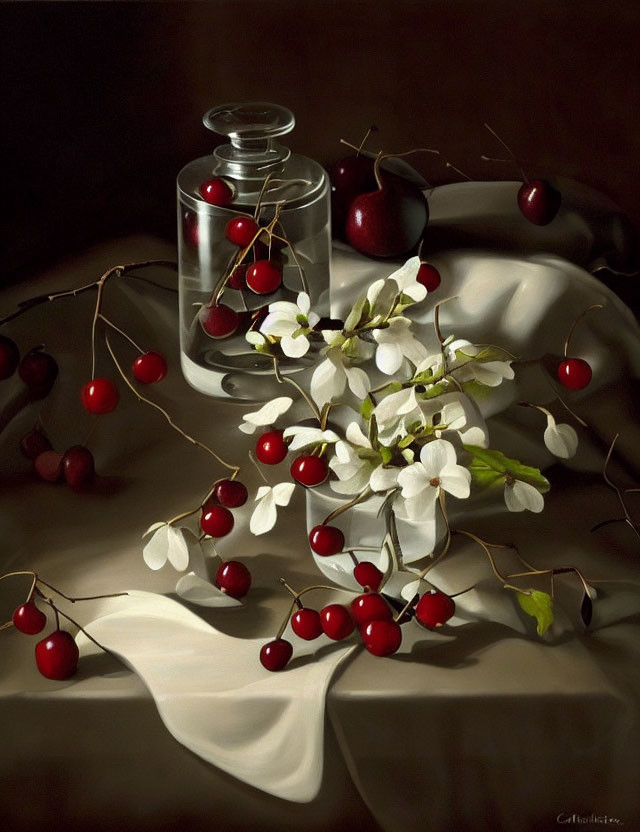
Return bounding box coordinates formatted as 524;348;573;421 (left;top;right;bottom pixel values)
272;482;296;506
250;490;277;535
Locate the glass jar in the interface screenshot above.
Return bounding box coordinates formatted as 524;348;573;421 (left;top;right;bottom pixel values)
177;102;331;401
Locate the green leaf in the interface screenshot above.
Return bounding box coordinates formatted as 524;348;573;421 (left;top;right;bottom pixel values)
398;433;416;449
368;414;379;446
517;590;554;636
464;445;550;492
344;295;368;331
360;396;375;420
472;345;516;363
379;446;393;464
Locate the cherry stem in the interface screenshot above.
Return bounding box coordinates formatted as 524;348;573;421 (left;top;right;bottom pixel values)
253;172;276;219
372;147;439;190
394;593;419;623
271;355;322;423
563;303;604;358
323;486;372;525
347;550;359;567
279;578;303;609
98;314;145;354
105;333;240;475
35;577;128;604
600;434;640;543
248;450;271;485
39;595;117;656
453;530;529;594
483;123;528;183
0;570;38;630
432;296;462;392
445;162;472;181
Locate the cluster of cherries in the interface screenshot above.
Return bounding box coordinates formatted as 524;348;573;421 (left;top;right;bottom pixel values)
81;349;167;416
199;477;252;599
192;177;288;343
260;566;457;672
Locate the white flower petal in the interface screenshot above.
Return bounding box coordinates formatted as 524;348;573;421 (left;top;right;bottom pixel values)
403;493;432;521
440;466;471;499
345;366;371;399
272;482;296;506
166;526;192;572
142;525;170;570
281;333;310;358
243;397;293;426
250;490;277;535
375;341;403;375
504;480;545;513
143;521;167;538
245;330;267;346
397;464;430;498
283;426;340;451
345;422;372;448
311;355;345;406
297;292;311;315
544;419;578;459
369;466;400;492
260;311;297;338
175;572;242;607
330;468;373;495
419;439;457;476
255;485;272;501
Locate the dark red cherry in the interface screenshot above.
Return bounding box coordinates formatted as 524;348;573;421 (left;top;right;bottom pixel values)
201;505;234;538
214;479;248;508
329;155;377;237
362;619;402;656
199;177;234;207
20;428;52;461
320;604;355;640
345;178;428;258
0;335;20;380
416;262;441;292
216;560;251;599
353;561;383;591
291;608;323;640
132;351;167;384
13;601;47;635
255;430;288;465
81;378;119;414
517;180;561;226
308;524;344;556
246;260;282;295
290;455;329;487
200;304;240;339
557;358;592;391
62;446;95;488
225;216;259;248
18;349;58;398
415;590;455;628
351;593;392;627
228;264;248;291
260;638;293;671
34;450;63;483
35;630;79;680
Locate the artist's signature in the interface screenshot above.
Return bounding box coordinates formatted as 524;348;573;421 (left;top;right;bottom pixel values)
557;813;623;825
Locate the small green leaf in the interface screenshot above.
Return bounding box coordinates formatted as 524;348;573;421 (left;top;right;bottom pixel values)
517;590;554;636
398;434;415;449
472;345;516;363
296;313;308;325
355;447;382;462
344;295;368;331
368;414;379;446
379;446;393;464
360;396;375;420
464;446;550;492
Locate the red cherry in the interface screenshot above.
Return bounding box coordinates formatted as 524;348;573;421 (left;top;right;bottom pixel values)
557;358;592;391
517;180;561;226
216;560;252;599
132;351;167;384
199;177;234;207
200;304;240;339
225;216;260;248
291;608;323;640
18;349;58;398
246;260;282;295
255;430;288;465
416;262;441;292
200;505;234;538
212;479;248;508
35;630;79;680
260;638;293;671
351;593;392;627
62;446;95;488
13;601;47;635
415;590;455;628
81;378;119;414
362;619;402;657
20;428;52;461
181;209;199;248
0;335;20;380
308;524;344;556
353;561;383;591
320;604;355;640
34;450;63;483
228;264;248;291
290;455;329;487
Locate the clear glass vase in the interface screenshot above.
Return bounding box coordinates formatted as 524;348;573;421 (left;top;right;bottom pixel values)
177;102;331;401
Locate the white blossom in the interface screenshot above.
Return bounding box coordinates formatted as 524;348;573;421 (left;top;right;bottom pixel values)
250;483;296;535
238;396;293;434
543;413;578;459
367;257;427;307
396;439;471;521
282;425;340;452
310;347;371;407
504;480;545;513
142;523;198;572
373;317;429;375
259;292;319;358
329;440;376;495
448;339;515;387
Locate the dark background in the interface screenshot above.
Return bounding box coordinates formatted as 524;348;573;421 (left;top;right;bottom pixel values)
2;0;640;287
